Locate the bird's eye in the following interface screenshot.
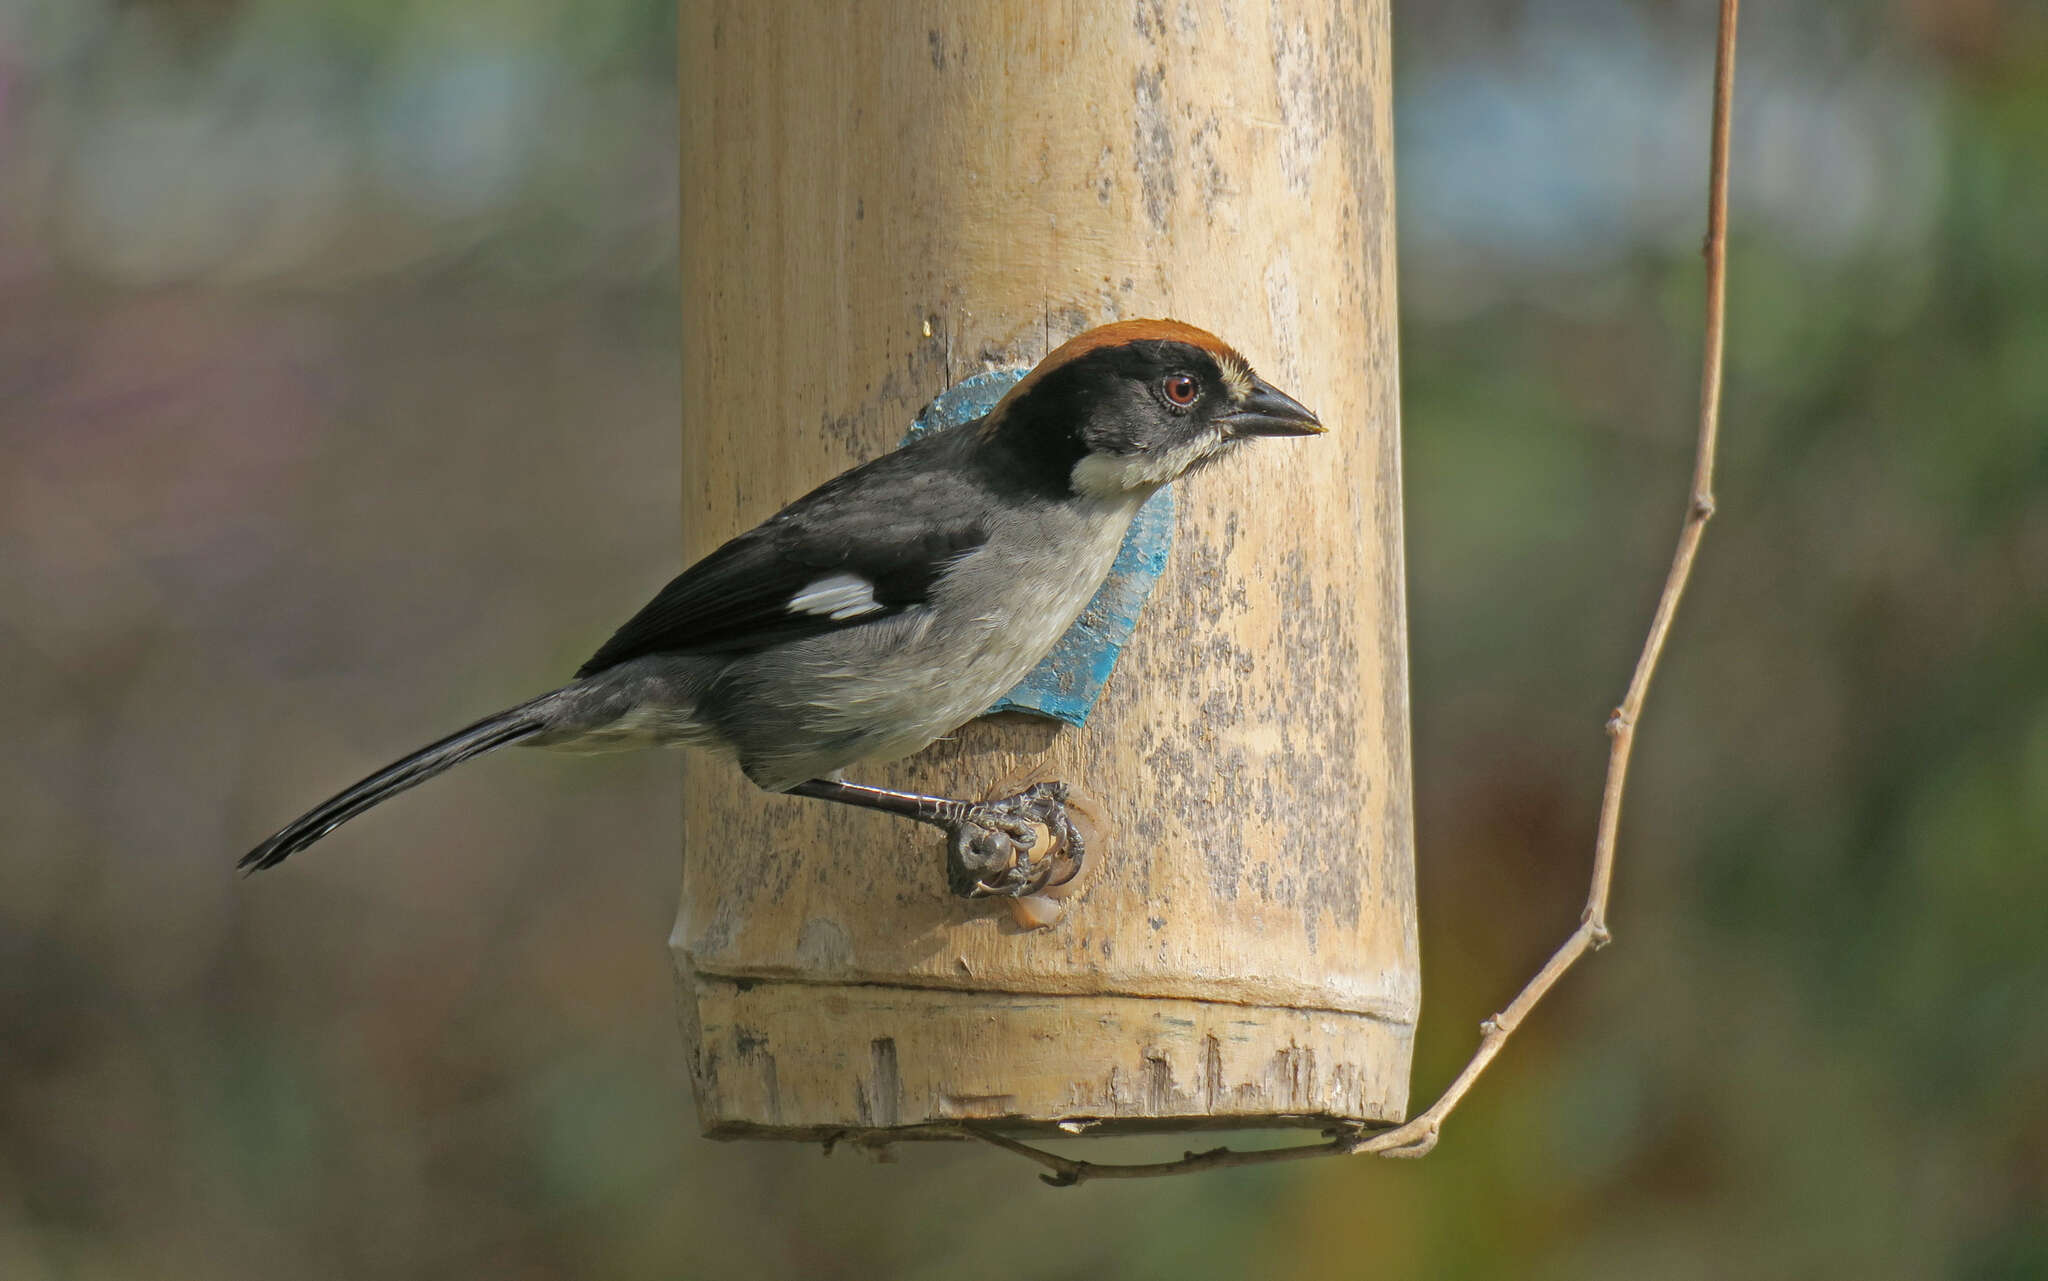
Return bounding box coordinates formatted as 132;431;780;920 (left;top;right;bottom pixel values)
1161;373;1200;407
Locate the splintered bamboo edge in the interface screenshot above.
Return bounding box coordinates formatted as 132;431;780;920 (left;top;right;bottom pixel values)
683;971;1413;1140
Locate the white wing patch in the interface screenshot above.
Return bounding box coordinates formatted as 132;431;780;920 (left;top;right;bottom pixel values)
789;573;883;621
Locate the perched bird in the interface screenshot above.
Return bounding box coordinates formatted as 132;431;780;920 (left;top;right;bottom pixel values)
241;319;1323;897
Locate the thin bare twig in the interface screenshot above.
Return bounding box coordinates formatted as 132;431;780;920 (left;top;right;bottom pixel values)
967;0;1740;1186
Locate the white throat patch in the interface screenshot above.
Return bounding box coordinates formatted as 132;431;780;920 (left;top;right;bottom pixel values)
1069;429;1231;499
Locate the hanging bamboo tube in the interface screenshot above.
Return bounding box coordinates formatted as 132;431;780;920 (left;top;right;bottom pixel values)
676;0;1415;1140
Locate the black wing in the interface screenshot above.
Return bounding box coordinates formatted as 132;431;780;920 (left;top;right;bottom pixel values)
576;437;990;677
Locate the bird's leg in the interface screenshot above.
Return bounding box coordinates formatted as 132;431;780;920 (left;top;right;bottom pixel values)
787;778;1086;900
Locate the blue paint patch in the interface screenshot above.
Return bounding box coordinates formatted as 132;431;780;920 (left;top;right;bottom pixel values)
903;369;1177;727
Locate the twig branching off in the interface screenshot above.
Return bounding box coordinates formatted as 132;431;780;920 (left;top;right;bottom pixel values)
964;0;1741;1187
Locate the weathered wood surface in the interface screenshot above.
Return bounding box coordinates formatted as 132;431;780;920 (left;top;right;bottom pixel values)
678;0;1414;1137
686;978;1413;1139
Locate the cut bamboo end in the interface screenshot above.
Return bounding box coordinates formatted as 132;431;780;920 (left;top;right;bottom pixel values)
684;975;1413;1141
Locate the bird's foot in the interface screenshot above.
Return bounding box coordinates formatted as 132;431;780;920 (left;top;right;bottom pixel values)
944;781;1087;900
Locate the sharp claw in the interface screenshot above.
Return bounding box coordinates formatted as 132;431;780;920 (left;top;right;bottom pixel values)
1042;855;1083;891
959;841;1036;899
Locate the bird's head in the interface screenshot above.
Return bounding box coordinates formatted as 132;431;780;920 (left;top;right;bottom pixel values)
981;319;1324;501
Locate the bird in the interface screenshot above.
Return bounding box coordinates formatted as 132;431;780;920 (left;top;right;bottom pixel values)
240;318;1324;899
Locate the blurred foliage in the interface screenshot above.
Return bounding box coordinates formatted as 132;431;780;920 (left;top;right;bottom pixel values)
3;0;2044;1278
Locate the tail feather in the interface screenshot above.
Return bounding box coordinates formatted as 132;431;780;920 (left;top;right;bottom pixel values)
240;704;547;872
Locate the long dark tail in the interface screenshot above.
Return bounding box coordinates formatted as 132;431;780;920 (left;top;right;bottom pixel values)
240;702;549;872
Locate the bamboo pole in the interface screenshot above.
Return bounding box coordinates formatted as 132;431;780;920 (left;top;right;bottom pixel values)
676;0;1413;1141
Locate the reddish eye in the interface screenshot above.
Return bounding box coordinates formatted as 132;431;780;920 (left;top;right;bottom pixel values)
1161;373;1200;407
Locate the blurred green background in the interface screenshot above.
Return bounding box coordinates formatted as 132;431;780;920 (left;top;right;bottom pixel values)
4;1;2043;1277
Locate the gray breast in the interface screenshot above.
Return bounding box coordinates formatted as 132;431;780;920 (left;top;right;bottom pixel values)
713;492;1147;790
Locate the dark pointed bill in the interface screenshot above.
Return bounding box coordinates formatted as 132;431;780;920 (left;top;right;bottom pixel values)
1220;378;1325;437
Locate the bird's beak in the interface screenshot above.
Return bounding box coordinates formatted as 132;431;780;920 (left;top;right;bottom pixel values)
1219;377;1325;437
